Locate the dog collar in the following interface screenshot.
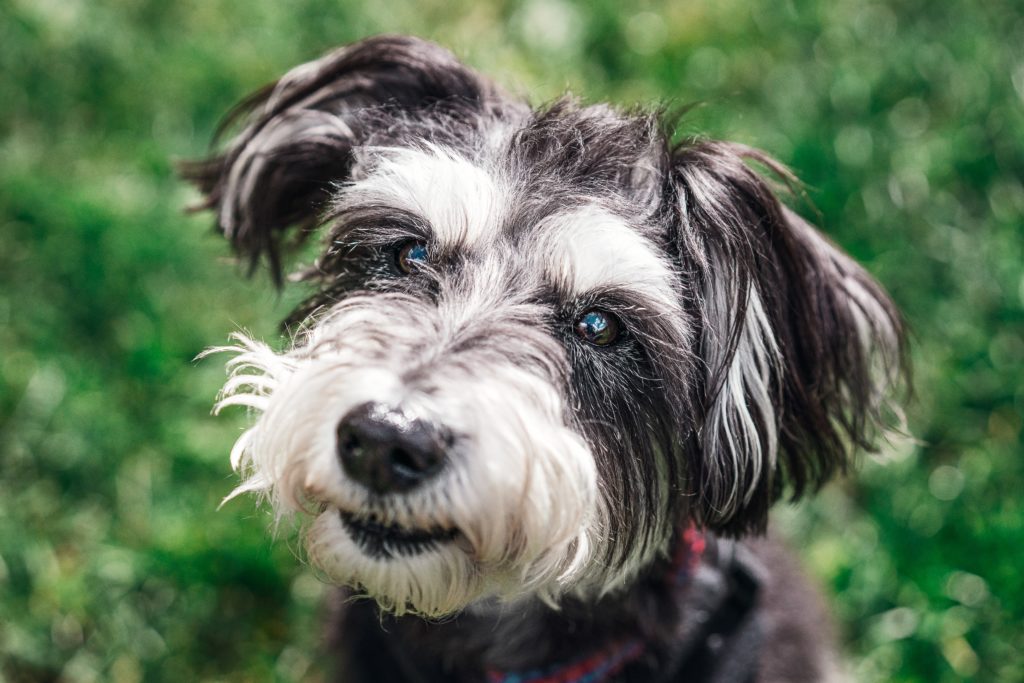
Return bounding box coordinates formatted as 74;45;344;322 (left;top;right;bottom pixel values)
486;526;709;683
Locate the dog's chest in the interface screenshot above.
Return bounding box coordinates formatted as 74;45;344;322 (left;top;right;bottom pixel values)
329;535;767;683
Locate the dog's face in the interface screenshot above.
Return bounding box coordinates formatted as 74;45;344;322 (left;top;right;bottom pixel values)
187;36;905;617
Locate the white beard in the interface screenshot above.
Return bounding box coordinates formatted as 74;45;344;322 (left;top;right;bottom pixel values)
207;294;619;616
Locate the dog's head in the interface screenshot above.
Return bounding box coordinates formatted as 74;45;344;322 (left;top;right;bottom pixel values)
186;36;906;617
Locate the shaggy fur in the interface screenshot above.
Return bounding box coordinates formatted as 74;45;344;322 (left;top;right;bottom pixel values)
184;35;906;682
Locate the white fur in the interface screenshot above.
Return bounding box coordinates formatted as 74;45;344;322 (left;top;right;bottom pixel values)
212;294;610;616
535;204;678;305
343;145;506;250
700;250;782;517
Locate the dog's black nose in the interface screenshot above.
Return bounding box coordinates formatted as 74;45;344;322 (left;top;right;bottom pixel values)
336;402;448;494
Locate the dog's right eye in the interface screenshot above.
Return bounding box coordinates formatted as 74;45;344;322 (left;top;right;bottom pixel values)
574;309;621;347
395;240;429;274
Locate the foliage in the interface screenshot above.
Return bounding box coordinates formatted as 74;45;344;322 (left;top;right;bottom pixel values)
1;1;1021;681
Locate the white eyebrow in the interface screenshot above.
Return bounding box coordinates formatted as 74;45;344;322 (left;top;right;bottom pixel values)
345;144;504;249
535;204;678;307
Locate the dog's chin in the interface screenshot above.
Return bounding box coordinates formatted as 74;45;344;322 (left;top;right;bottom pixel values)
305;508;486;617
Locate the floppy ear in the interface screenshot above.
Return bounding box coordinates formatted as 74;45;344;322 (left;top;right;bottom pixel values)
181;34;506;282
670;140;907;535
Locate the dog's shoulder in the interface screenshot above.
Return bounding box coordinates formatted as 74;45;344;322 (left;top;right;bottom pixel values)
747;536;850;683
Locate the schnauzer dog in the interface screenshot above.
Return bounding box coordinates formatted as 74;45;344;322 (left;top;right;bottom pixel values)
185;35;906;683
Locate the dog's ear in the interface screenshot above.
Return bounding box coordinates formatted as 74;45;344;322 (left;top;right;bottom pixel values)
670;140;907;535
181;35;505;282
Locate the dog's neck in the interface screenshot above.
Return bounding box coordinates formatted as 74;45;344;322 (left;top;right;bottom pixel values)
328;528;768;683
483;527;706;682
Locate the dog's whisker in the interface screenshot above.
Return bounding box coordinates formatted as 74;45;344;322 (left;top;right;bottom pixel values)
213;393;270;413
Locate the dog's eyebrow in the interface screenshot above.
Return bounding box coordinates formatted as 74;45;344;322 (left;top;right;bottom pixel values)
325;204;432;246
342;145;504;250
535;205;678;306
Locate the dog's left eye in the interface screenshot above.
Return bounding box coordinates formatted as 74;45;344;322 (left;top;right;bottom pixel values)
574;309;620;346
395;240;429;274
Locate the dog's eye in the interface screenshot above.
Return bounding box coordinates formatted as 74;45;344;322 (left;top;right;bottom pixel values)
574;309;620;346
395;240;429;274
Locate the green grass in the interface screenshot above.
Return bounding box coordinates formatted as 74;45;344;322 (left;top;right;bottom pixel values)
1;1;1022;681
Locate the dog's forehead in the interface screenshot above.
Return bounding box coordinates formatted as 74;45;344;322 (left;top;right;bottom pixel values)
350;144;501;248
349;144;676;299
534;205;677;302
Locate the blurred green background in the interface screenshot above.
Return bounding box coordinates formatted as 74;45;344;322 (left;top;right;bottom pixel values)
1;0;1021;681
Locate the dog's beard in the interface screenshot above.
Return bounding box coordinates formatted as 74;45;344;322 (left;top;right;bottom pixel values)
211;294;612;617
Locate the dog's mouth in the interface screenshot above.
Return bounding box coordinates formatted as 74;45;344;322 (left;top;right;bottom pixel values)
339;510;460;559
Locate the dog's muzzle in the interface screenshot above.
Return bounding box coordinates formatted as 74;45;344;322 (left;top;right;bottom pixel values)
214;295;607;614
334;402;460;559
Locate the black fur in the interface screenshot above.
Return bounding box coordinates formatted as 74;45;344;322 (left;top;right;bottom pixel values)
669;140;906;533
326;536;840;682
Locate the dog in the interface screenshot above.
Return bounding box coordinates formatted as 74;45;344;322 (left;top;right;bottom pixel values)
183;35;906;682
